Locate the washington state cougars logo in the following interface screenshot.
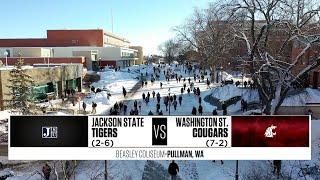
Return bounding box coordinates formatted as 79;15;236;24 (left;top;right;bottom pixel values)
264;125;277;138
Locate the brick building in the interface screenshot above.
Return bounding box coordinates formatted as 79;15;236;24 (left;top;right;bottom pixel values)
0;29;143;70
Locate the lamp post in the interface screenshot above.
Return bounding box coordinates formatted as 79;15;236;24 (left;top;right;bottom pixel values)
4;51;8;66
168;92;171;115
235;160;239;180
220;66;223;83
105;160;108;180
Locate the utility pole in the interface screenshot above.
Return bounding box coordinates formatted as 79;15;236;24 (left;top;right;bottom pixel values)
235;160;239;180
111;8;114;33
104;160;108;180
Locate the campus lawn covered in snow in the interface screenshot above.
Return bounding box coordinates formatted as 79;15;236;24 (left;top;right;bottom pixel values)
1;64;320;179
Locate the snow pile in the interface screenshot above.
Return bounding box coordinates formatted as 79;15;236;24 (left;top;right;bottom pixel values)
282;88;320;106
91;69;139;93
84;92;111;105
221;71;234;80
211;85;259;103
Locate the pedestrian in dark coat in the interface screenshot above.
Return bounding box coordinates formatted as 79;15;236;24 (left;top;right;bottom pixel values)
170;96;173;103
148;110;153;115
42;163;52;180
173;100;177;111
199;96;202;104
192;107;197;115
178;96;182;106
197;87;201;96
156;103;160;113
122;87;127;97
158;110;163;115
273;160;281;179
223;109;228;115
142;93;146;100
152;91;155;98
241;99;245;112
212;109;218;115
82;102;86;112
168;160;179;180
198;105;203;115
123;103;127;115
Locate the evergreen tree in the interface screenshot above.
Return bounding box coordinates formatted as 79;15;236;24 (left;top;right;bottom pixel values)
7;58;35;114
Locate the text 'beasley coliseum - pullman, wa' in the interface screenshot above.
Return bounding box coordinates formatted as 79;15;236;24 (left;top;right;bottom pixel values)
175;117;229;138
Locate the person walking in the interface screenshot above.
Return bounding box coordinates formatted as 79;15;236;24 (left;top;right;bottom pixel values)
157;93;161;104
187;88;190;95
122;86;127;97
197;87;201;96
158;110;163;115
91;102;97;114
42;163;52;180
178;96;182;106
206;78;210;89
164;97;169;111
138;101;142;111
134;100;138;110
173;94;177;101
241;99;245;112
148;110;154;115
212;109;218;115
152;91;156;99
173;100;177;111
273;160;281;179
156;102;161;113
198;105;203;115
192;107;197;115
168;160;179;180
160;82;163;89
123;103;127;115
199;96;202;104
82;101;86;112
142;92;146;101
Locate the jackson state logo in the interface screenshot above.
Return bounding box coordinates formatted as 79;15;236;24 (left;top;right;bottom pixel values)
42;126;58;138
264;125;277;138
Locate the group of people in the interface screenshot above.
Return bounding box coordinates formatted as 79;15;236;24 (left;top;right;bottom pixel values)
234;80;256;89
110;101;128;115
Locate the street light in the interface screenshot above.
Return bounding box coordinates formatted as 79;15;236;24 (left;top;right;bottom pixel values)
4;51;8;66
235;160;239;180
220;66;223;82
168;92;171;115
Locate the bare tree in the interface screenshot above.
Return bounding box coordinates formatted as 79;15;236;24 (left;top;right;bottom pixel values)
230;0;320;114
174;3;236;81
158;39;180;64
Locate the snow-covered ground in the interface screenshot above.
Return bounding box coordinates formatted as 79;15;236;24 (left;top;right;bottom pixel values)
1;64;320;179
282;88;320;106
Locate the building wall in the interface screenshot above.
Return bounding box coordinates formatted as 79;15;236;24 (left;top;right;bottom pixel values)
104;31;130;47
72;51;97;70
46;30;104;47
0;57;85;66
0;39;48;47
0;64;83;109
10;47;51;57
0;29;104;47
129;46;144;64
